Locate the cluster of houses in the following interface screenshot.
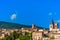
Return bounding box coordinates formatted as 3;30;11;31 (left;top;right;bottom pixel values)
0;20;60;40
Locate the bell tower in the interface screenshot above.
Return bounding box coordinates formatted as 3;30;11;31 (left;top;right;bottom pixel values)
50;20;54;31
54;23;58;29
32;24;35;29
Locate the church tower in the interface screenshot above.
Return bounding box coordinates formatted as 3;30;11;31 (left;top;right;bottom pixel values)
32;24;35;29
49;20;54;31
54;23;58;29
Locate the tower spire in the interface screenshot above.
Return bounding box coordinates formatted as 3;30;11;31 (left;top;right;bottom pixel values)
49;19;54;31
50;19;54;24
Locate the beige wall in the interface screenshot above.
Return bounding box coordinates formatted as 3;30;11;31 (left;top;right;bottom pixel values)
32;32;43;40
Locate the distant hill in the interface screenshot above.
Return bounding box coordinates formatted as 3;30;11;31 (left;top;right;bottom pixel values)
0;21;49;30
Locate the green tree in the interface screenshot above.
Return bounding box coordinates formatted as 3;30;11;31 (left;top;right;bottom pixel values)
12;31;19;40
5;36;12;40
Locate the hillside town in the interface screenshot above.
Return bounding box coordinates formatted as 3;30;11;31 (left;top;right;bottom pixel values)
0;20;60;40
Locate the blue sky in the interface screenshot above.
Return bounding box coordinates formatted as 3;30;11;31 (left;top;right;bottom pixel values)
0;0;60;28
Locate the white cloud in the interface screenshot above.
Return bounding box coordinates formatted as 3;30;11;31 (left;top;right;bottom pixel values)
48;12;57;16
48;12;52;16
10;14;16;20
56;20;60;23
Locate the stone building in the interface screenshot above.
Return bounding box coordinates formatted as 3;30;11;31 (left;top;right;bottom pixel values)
49;20;58;31
32;30;43;40
49;20;60;39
